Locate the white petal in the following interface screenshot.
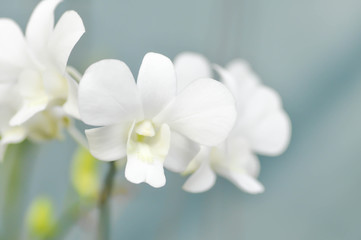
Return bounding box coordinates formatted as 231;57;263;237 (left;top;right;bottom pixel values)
154;78;237;146
1;126;27;145
63;74;80;119
226;59;260;85
137;53;176;119
249;110;291;156
79;59;142;126
48;10;85;72
25;109;63;141
10;69;50;126
174;52;212;92
183;160;216;193
125;155;166;188
164;131;200;173
223;136;261;177
124;154;147;184
227;172;264;194
0;19;27;82
42;69;68;100
26;0;62;52
85;123;131;161
145;161;166;188
10;101;47;126
215;64;259;110
0;83;21;128
239;86;282;128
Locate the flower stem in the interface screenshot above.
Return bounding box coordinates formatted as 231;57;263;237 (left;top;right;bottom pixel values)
98;161;117;240
1;141;37;239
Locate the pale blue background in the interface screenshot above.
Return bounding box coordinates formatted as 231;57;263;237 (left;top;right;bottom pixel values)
1;0;361;239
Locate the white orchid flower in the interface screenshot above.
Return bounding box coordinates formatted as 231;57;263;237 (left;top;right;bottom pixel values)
174;52;291;193
0;82;71;161
78;52;237;188
0;0;85;125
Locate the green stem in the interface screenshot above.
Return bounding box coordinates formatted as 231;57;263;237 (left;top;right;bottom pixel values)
2;141;37;240
98;162;117;240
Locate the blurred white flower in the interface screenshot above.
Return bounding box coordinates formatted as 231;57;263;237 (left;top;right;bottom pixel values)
0;83;71;161
0;0;85;159
174;52;291;193
78;52;237;188
0;0;85;125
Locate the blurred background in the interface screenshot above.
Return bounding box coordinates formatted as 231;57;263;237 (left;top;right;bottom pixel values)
1;0;361;239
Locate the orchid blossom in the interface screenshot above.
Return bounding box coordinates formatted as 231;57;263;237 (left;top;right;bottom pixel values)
78;52;237;188
174;52;291;193
0;0;85;159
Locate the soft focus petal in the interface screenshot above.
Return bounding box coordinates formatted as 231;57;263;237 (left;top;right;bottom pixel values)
238;86;282;128
227;172;264;194
48;10;85;72
79;59;142;126
164;131;200;173
237;85;291;156
226;59;260;86
174;52;212;92
183;159;216;193
0;83;21;129
42;69;68;100
10;102;47;126
26;109;63;141
137;53;176;119
26;0;62;52
63;74;80;119
85;123;131;161
0;19;27;82
215;64;259;110
249;110;291;156
1;127;27;144
10;69;49;125
225;136;260;177
154;78;237;146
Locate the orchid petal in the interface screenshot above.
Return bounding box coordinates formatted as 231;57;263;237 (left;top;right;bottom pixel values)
137;53;176;119
174;52;212;92
214;64;259;110
239;86;282;127
225;136;260;177
226;59;260;86
26;0;62;53
26;109;63;141
1;127;27;145
125;156;166;188
78;59;142;126
0;19;27;82
48;10;85;72
10;102;47;127
85;123;131;162
183;159;216;193
249;110;291;156
10;69;49;126
227;172;264;194
125;123;170;188
154;78;237;146
164;131;200;173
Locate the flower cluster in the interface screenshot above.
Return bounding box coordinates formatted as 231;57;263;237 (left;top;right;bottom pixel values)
0;0;291;194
